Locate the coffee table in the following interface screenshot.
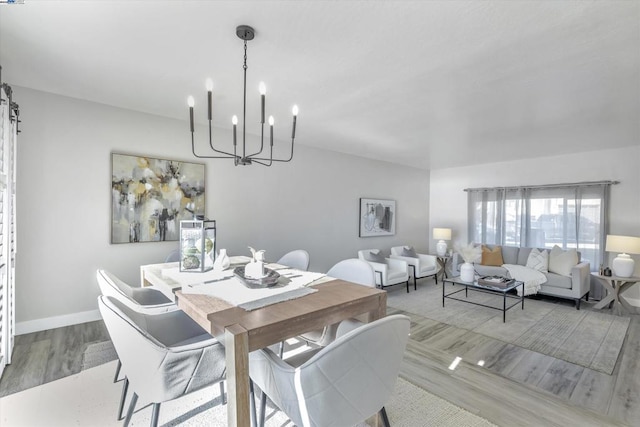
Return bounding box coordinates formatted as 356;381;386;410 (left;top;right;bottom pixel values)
443;276;524;323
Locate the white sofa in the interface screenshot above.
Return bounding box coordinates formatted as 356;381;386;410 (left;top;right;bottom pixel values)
451;245;590;309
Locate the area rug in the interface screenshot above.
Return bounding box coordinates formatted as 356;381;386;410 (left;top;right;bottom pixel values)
81;340;118;371
0;360;495;427
388;282;630;375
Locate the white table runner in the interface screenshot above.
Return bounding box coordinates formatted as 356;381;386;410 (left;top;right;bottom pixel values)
165;267;325;311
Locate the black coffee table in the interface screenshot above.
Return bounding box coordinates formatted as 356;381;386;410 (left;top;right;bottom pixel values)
442;276;524;323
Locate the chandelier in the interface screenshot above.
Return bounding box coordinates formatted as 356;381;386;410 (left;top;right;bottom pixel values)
187;25;298;166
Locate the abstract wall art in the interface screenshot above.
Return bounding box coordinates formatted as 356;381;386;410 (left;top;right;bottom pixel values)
359;198;396;237
111;153;205;243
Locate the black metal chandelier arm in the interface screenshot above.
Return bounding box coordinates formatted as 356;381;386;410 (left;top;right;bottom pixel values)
253;136;295;163
191;134;240;160
205;120;237;157
246;123;267;158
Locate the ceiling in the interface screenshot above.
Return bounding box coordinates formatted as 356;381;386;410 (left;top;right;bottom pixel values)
1;1;638;170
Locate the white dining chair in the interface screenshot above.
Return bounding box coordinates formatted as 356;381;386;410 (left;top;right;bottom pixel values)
276;249;310;271
164;248;181;263
358;249;410;293
293;259;375;351
96;269;177;420
98;295;227;427
250;314;410;427
390;246;438;289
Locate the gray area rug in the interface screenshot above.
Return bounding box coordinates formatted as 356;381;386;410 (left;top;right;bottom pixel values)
81;340;118;371
388;282;630;375
0;360;496;426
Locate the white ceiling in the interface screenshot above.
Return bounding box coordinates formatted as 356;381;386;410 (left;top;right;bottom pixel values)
1;1;638;170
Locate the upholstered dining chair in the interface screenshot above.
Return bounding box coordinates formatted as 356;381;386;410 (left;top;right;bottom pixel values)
96;269;177;420
390;246;438;290
358;249;410;293
276;249;310;271
250;314;410;427
98;295;227;427
295;259;376;350
164;248;181;263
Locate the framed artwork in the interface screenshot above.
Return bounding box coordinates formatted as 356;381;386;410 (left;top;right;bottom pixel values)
111;153;205;243
359;198;396;237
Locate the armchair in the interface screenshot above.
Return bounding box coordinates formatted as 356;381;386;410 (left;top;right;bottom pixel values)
358;249;410;293
250;314;410;427
390;246;438;290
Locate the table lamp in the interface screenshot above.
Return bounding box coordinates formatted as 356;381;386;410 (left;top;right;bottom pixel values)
433;228;452;257
605;235;640;278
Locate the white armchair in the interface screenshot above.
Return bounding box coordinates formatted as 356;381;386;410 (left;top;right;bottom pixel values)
250;314;410;427
358;249;410;293
390;246;438;290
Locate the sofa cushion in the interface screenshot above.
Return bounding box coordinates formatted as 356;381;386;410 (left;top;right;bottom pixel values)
544;272;572;289
401;246;418;258
501;246;519;265
526;248;549;273
517;247;532;265
548;245;578;276
481;246;504;266
365;250;386;264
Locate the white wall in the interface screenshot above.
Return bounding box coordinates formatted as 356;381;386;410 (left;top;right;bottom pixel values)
429;146;640;303
14;87;430;333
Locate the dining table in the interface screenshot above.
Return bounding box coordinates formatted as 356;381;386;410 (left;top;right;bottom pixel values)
140;260;387;427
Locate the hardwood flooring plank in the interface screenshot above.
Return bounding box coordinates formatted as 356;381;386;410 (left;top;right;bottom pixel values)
0;340;50;397
570;368;617;414
504;349;556;387
608;316;640;424
536;358;585;399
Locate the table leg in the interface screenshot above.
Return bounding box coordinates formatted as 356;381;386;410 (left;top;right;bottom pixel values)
442;281;445;307
593;278;616;310
503;293;506;323
521;283;525;310
618;281;639;314
225;324;250;427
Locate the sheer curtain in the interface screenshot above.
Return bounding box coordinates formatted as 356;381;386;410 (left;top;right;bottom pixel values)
467;182;614;299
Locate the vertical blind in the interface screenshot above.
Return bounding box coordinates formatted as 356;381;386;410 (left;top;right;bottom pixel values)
466;181;616;299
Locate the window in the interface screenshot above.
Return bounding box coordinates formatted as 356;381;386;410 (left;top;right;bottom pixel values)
467;182;613;282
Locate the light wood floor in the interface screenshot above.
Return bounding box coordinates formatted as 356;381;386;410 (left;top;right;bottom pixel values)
1;296;637;426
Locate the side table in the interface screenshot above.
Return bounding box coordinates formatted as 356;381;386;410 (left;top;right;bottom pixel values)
592;273;640;314
436;255;451;281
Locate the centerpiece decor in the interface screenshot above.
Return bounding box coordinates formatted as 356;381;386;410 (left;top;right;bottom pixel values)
179;218;216;272
455;242;481;282
233;246;281;288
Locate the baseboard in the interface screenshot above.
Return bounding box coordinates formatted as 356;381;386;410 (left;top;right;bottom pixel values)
15;309;102;335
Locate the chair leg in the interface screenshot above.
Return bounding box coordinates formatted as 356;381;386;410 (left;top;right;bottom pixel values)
123;392;138;427
406;280;410;293
150;403;161;427
259;390;267;427
575;298;581;310
250;380;257;427
380;406;391;427
219;380;226;405
586;291;590;301
113;359;122;383
278;340;285;358
117;377;129;421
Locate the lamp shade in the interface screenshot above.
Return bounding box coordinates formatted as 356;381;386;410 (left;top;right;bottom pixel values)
433;228;452;241
606;235;640;278
605;235;640;255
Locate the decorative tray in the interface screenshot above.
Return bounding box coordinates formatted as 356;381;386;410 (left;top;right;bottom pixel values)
477;275;515;288
233;266;281;289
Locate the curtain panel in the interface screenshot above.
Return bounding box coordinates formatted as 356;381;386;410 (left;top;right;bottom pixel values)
466;182;614;299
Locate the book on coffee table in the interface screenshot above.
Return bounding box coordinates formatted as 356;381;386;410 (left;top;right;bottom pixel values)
477;275;515;288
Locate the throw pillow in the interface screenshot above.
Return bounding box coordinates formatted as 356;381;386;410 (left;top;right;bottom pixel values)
401;246;418;258
526;248;549;273
481;245;504;266
365;250;386;264
548;245;578;276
